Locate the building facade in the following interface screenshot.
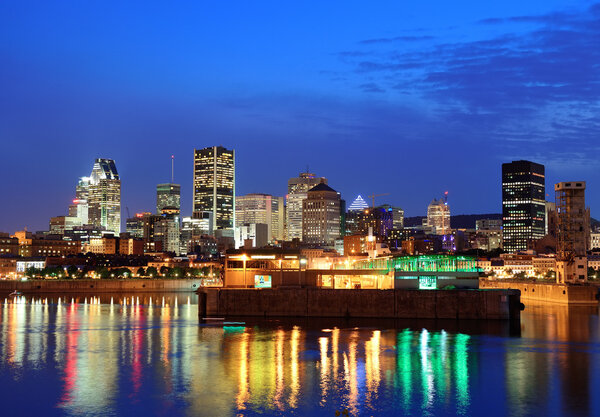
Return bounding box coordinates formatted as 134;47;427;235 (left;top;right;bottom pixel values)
502;160;546;253
555;181;590;283
180;211;214;255
156;183;181;213
193;146;235;232
87;158;121;234
302;182;342;246
286;172;326;240
427;198;451;235
235;193;285;242
348;195;369;212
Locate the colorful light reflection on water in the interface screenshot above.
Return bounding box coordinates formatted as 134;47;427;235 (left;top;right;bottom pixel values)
1;294;599;416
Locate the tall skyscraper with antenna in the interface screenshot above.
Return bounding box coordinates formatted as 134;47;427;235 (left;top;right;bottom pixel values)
156;155;181;213
155;155;181;254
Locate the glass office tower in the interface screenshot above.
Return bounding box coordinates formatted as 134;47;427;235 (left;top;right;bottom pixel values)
193;146;235;231
502;160;545;252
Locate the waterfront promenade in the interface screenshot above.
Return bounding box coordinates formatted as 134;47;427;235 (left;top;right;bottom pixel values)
0;278;202;293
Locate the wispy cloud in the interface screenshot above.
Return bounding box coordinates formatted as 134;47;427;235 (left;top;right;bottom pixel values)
334;3;600;165
358;35;435;45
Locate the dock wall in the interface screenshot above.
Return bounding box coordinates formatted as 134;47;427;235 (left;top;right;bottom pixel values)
480;279;599;305
0;279;202;293
199;288;521;320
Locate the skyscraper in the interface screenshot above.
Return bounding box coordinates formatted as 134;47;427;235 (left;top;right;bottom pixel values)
502;160;546;253
156;184;181;213
286;172;326;240
193;146;235;231
348;195;369;211
427;198;450;235
87;158;121;234
302;182;342;245
235;193;285;242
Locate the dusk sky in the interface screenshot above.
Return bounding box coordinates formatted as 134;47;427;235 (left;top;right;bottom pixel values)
1;1;599;233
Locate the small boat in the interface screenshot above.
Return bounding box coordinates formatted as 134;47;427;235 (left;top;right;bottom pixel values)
9;290;22;297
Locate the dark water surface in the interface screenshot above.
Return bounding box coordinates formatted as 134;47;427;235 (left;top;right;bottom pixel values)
0;293;599;416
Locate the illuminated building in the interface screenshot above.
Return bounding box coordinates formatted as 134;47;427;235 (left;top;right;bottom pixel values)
141;213;165;252
474;219;503;251
126;212;151;239
49;216;81;235
426;198;450;235
193;146;235;231
355;207;394;237
234;223;269;249
502;160;545;253
0;233;19;256
381;204;404;229
224;249;308;288
0;257;17;278
119;237;144;256
302;182;342;246
157;183;181;213
591;233;600;250
344;235;368;255
555;181;590;283
12;230;81;256
286;172;326;240
181;211;214;255
68;198;88;225
87;158;121;234
236;194;285;242
86;236;118;254
155;207;181;255
348;195;369;211
70;177;90;224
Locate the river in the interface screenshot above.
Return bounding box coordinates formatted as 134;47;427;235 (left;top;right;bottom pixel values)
0;293;599;416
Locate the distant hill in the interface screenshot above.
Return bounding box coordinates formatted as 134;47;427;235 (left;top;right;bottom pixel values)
404;213;502;229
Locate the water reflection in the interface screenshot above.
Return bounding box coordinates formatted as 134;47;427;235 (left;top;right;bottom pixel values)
0;294;599;416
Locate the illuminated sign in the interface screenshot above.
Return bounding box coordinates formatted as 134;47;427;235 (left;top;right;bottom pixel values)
418;276;437;290
250;255;276;260
254;275;272;288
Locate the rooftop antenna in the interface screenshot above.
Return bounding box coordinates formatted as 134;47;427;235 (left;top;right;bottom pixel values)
171;155;174;183
306;164;310;174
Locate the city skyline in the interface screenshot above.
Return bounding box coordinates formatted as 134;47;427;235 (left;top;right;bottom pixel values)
2;1;599;232
1;149;596;233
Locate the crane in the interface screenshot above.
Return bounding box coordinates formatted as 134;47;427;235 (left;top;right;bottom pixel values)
367;193;390;208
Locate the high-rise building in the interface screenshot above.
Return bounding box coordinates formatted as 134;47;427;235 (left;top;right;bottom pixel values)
235;194;285;242
155;208;181;255
286;172;326;240
156;183;181;213
427;198;450;235
180;211;214;255
354;207;394;237
302;182;342;246
87;158;121;234
193;146;235;231
348;195;369;212
234;223;269;249
381;204;404;229
502;160;545;252
126;212;151;239
555;181;590;283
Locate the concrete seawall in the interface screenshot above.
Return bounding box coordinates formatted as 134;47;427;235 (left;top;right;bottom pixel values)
0;279;202;293
480;279;599;305
199;288;521;320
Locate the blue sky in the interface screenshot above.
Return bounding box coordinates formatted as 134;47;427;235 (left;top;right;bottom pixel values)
0;1;598;232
